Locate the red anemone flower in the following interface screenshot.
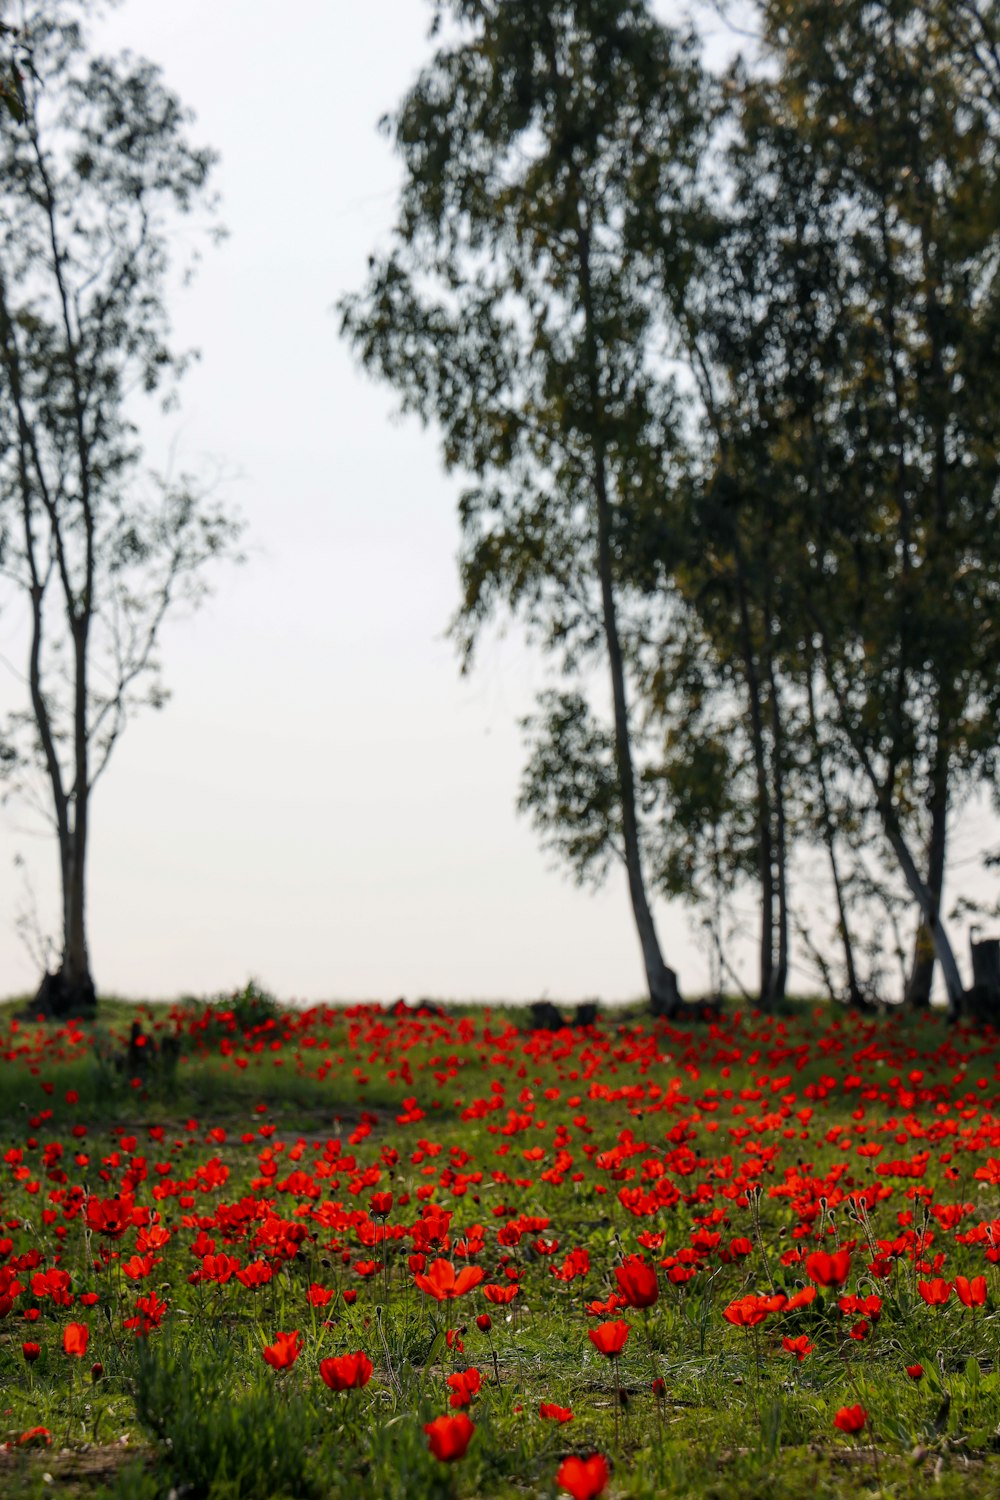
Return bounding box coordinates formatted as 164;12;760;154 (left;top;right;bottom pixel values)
262;1330;303;1369
123;1289;168;1336
833;1405;867;1435
722;1295;777;1328
482;1282;519;1305
588;1320;629;1356
954;1275;987;1308
17;1427;51;1447
556;1453;610;1500
424;1413;475;1461
413;1259;485;1302
62;1323;88;1358
917;1278;952;1306
614;1255;658;1309
540;1401;574;1422
319;1351;373;1390
804;1248;852;1287
447;1367;485;1408
782;1335;814;1362
85;1195;135;1240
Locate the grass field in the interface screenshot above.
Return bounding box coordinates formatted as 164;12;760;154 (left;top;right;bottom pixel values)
1;988;999;1498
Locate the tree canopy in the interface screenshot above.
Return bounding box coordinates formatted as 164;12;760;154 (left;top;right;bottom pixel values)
345;0;1000;1014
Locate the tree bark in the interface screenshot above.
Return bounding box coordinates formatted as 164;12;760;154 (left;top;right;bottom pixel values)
814;625;964;1017
765;639;789;1006
881;811;962;1016
806;666;865;1006
903;767;947;1009
734;565;774;1007
576;215;680;1018
63;618;93;1005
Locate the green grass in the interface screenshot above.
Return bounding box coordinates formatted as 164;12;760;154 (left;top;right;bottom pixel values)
0;995;998;1497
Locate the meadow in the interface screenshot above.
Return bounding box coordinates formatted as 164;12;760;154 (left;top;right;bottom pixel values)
1;989;1000;1498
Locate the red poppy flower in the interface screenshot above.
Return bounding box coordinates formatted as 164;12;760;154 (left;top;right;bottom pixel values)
614;1255;658;1309
123;1289;168;1336
476;1313;492;1331
782;1335;814;1361
85;1195;135;1240
62;1322;88;1358
833;1404;867;1435
21;1341;40;1362
584;1294;625;1317
954;1275;987;1308
413;1259;484;1302
540;1401;574;1422
369;1192;393;1218
482;1282;519;1305
262;1330;303;1369
556;1452;609;1500
917;1278;951;1306
122;1253;158;1282
906;1364;924;1380
447;1367;484;1408
722;1295;773;1328
804;1248;852;1287
319;1351;373;1390
838;1293;882;1322
424;1413;475;1462
588;1320;629;1356
17;1427;51;1447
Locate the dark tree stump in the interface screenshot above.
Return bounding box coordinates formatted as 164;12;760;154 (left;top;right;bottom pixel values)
26;968;96;1020
529;1000;565;1031
969;937;1000;1023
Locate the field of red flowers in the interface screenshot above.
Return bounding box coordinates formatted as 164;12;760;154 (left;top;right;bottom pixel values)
2;994;1000;1499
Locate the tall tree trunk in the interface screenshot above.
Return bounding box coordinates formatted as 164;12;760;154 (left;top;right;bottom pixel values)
57;623;95;1012
815;629;964;1017
806;667;864;1006
882;812;961;1017
734;567;774;1007
903;746;948;1009
765;642;788;1006
576;217;680;1018
905;209;951;1014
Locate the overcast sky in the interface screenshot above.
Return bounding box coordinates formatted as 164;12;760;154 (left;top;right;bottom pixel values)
0;1;991;1005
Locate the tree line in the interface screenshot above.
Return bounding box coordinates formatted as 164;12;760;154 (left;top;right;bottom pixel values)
342;0;1000;1017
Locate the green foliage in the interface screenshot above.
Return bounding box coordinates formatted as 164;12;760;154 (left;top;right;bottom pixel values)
134;1338;326;1500
518;691;621;887
209;979;283;1032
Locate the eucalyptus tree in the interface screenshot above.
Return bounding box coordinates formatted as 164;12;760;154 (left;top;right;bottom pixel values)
701;0;1000;1015
342;0;716;1014
0;19;24;122
0;2;241;1015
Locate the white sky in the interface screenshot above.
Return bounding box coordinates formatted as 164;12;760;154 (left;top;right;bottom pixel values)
0;0;993;1005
